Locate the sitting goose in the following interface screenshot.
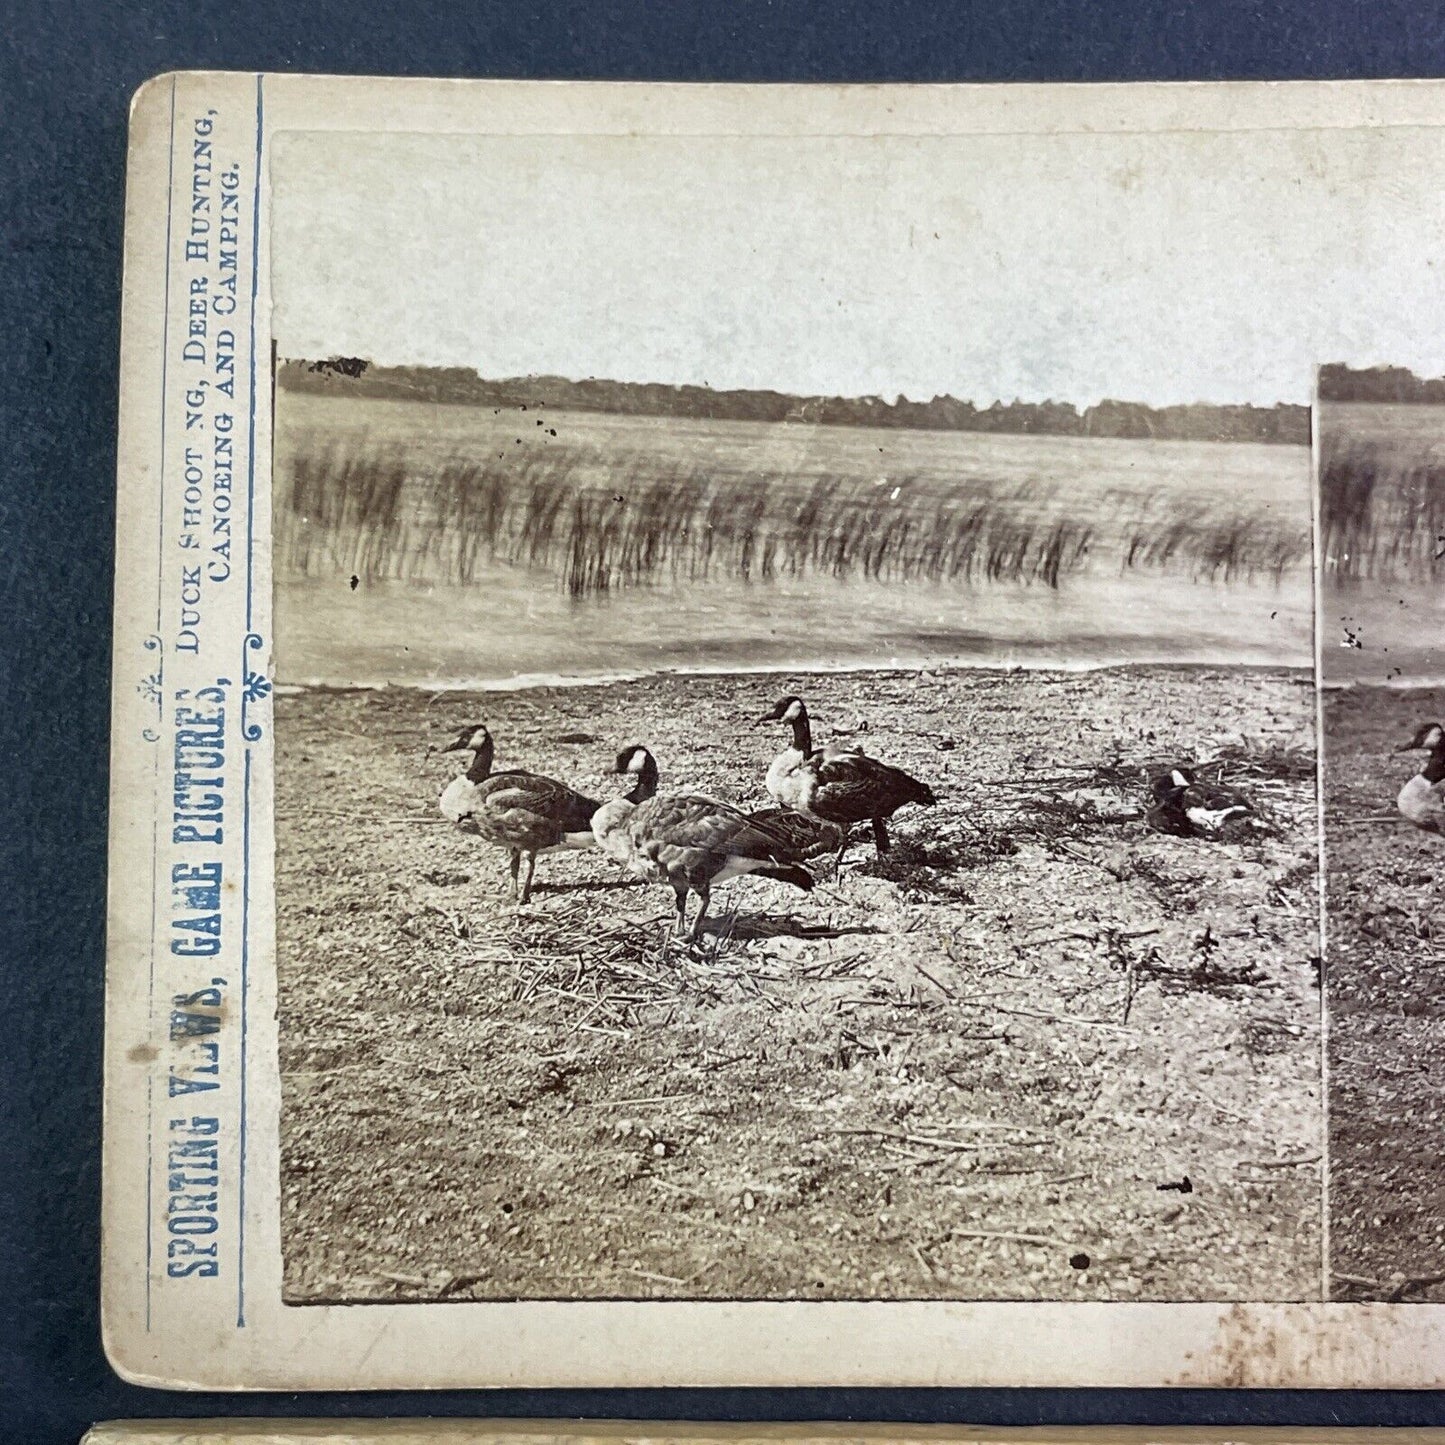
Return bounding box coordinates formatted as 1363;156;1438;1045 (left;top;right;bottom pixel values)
756;694;937;863
1396;723;1445;835
1146;766;1261;840
433;723;599;903
593;744;819;939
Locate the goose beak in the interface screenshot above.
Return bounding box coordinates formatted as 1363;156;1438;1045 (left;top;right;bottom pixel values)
754;711;777;724
1395;742;1419;753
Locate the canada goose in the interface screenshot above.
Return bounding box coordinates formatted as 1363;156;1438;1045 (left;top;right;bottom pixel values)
591;749;841;870
590;744;660;868
593;744;818;939
1146;766;1260;840
433;723;599;903
1395;723;1445;835
756;694;937;863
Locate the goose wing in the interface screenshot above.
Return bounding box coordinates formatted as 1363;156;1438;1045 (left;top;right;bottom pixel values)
628;794;807;884
809;750;936;823
477;769;599;819
1180;779;1252;833
464;769;601;848
744;806;844;859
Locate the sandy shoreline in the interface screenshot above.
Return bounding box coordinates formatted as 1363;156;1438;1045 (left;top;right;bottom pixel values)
275;656;1316;696
276;663;1322;1304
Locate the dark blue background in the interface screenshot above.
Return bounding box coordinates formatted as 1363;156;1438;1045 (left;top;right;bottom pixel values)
7;3;1445;1441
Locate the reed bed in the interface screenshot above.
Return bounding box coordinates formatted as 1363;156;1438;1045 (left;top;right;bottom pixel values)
1319;426;1445;583
276;439;1309;599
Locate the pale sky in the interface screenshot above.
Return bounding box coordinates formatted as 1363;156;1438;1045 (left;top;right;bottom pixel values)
270;125;1445;408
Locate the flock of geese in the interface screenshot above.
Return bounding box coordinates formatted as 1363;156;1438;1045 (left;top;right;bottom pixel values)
427;676;1444;938
433;695;936;938
425;691;1338;941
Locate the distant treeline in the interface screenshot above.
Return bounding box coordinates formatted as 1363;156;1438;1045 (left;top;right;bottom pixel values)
280;358;1309;445
1318;363;1445;405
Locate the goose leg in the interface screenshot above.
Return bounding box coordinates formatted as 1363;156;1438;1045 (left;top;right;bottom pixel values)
689;884;711;942
519;852;537;905
834;832;850;875
872;816;890;854
507;850;521;898
671;884;689;936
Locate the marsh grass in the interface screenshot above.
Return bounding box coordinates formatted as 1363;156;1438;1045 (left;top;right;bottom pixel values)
1319;410;1445;582
277;440;1309;599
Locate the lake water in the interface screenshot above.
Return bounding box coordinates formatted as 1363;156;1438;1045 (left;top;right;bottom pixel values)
1320;402;1445;687
273;391;1313;688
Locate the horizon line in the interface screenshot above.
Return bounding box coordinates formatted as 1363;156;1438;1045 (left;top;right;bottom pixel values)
276;354;1308;415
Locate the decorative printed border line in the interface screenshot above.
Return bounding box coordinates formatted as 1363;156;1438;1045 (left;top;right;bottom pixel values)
141;630;164;1330
236;70;266;1331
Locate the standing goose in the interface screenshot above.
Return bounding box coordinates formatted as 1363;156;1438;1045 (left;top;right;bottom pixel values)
1396;723;1445;835
593;744;818;940
1145;766;1261;840
590;744;660;869
433;723;599;903
591;746;844;867
756;694;937;864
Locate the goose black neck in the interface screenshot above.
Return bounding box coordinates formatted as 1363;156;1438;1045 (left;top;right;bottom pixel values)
788;710;813;755
465;738;494;784
626;756;659;804
1424;739;1445;785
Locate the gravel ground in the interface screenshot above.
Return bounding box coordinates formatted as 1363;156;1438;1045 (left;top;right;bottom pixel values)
275;665;1322;1304
1324;684;1445;1301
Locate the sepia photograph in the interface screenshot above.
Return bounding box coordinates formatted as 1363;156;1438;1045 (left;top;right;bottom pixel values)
1318;364;1445;1302
269;126;1328;1307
